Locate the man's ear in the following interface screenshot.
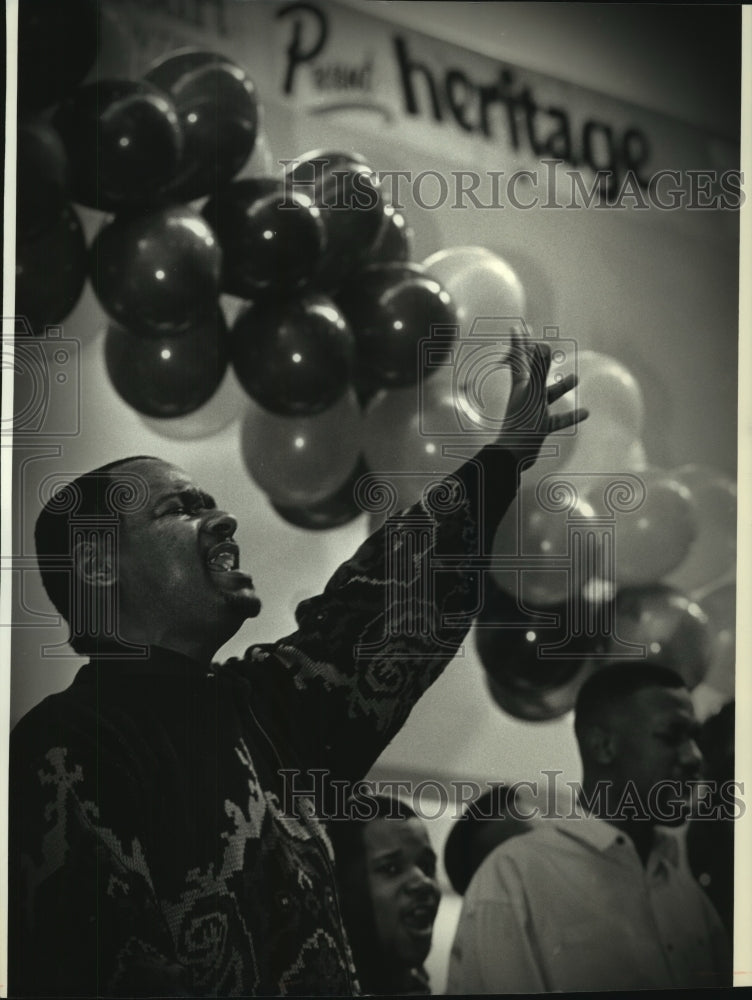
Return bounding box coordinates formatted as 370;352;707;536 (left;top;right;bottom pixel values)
72;539;116;587
583;724;616;766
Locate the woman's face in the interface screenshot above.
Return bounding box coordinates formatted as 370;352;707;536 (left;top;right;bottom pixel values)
362;817;441;969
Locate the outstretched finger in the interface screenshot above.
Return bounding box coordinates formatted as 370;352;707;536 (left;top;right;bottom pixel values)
506;328;537;384
547;372;578;404
548;407;589;433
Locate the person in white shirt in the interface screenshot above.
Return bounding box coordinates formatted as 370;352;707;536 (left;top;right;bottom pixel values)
446;662;732;993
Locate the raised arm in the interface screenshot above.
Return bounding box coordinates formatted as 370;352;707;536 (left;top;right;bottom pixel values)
232;336;586;781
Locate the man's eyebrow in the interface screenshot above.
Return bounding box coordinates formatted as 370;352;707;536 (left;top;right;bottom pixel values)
655;716;701;736
153;486;216;507
372;849;402;861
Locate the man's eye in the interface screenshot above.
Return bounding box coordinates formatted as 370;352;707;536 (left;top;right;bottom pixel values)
378;862;400;876
170;498;205;515
158;504;184;517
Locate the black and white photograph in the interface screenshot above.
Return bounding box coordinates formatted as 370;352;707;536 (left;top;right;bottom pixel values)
3;1;749;995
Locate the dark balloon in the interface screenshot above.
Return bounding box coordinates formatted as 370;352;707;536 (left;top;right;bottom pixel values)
52;79;182;211
105;310;228;417
202;178;325;298
145;49;259;202
336;262;458;387
474;576;607;721
475;578;607;696
16;119;69;239
271;456;367;530
608;583;711;689
231;294;355;416
18;0;100;111
491;483;595;608
16;203;88;335
90;205;222;336
369;205;413;264
484;670;599;723
285;149;387;289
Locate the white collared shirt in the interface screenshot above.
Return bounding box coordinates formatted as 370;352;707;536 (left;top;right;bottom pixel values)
445;814;731;994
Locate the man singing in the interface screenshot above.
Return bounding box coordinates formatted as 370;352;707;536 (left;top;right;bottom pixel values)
9;338;583;996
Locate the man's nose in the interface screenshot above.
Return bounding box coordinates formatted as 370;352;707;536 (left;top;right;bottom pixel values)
201;510;237;538
681;738;703;774
405;868;439;901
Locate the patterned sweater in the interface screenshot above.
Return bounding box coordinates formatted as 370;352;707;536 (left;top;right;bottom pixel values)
9;447;520;996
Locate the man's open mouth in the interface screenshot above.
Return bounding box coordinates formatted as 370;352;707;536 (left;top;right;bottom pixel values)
205;540;257;605
401;901;439;934
206;541;239;573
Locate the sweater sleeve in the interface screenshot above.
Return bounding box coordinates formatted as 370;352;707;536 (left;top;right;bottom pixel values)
8;722;193;998
233;446;521;783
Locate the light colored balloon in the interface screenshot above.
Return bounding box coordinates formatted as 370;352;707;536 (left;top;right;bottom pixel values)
557;415;642;479
573;349;645;438
241;388;363;506
424;355;513;438
422;246;494;293
422;245;527;337
665;464;736;593
586;467;698;587
141;367;245;440
624;439;649;471
363;382;466;508
362;362;510;508
695;581;735;700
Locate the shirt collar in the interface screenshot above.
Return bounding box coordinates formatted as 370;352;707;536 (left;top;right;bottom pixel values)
76;645;213;681
552;813;681;867
552;812;624;852
652;827;681;868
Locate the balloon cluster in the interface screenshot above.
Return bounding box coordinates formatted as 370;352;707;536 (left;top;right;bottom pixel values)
17;4;735;722
475;347;737;721
13;1;519;530
16;0;261;424
15;0;98;335
358;245;528;519
227;187;545;531
231;152;481;528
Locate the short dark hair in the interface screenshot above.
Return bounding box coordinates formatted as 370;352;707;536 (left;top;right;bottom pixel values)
328;793;419;867
443;784;523;895
34;456;162;653
574;661;687;745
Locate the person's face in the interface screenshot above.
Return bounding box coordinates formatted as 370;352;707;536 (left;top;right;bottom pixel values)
607;685;703;825
362;818;441;970
112;459;260;654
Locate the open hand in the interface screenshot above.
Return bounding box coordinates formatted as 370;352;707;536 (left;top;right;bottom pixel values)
496;331;589;467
